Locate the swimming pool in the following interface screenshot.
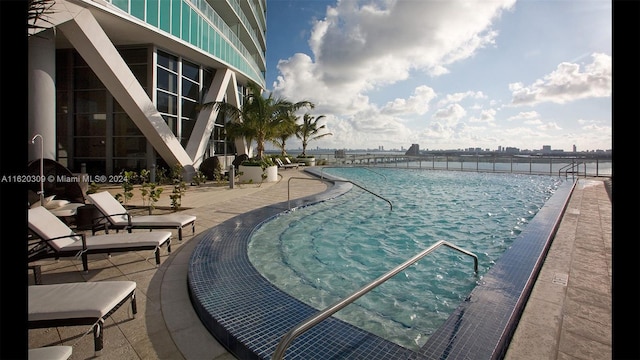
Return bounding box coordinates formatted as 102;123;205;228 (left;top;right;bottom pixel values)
188;167;575;359
248;168;560;350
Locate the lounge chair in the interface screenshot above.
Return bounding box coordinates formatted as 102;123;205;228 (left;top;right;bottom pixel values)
28;207;172;272
28;281;137;355
284;157;306;167
87;191;196;241
28;346;72;360
275;158;299;169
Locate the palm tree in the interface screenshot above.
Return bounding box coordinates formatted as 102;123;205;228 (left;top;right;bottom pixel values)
271;112;298;157
296;114;332;157
28;0;56;35
208;81;314;159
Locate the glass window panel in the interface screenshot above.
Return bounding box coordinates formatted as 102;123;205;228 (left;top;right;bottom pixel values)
157;50;178;71
190;9;198;46
182;60;199;81
74;160;106;175
113;137;147;157
75;90;106;113
113;159;147;174
131;0;145;20
157;67;177;92
171;0;181;37
74;68;103;89
73;51;88;66
181;119;195;145
147;0;158;26
157;91;177;115
119;48;148;64
74;137;106;157
182;78;199;100
163;115;178;135
112;0;128;12
181;2;190;42
74;114;107;136
114;114;143;136
129;64;148;88
181;98;197;118
160;0;171;31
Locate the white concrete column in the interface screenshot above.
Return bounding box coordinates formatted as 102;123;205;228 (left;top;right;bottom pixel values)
28;28;57;161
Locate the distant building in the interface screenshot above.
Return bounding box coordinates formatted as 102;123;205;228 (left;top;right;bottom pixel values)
405;144;420;156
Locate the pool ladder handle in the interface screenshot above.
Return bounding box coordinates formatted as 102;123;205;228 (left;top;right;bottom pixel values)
288;177;393;211
271;240;479;360
558;161;586;179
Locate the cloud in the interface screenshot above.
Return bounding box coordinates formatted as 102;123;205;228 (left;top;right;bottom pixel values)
273;0;516;108
432;104;467;126
509;53;611;106
381;85;437;116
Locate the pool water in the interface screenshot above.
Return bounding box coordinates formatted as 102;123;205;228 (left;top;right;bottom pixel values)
248;168;560;350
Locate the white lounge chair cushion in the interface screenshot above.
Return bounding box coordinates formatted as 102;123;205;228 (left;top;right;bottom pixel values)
87;191;196;227
28;207;171;252
28;346;72;360
29;207;79;250
122;214;196;227
28;281;136;321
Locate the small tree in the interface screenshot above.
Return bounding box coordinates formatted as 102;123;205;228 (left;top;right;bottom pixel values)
296;114;332;157
202;81;314;160
169;164;187;211
139;169;163;214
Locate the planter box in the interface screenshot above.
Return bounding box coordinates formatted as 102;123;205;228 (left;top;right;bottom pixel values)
296;157;316;166
238;164;278;183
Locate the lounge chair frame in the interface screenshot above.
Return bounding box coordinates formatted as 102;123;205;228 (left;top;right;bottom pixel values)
275;158;299;169
28;282;137;354
87;192;196;241
28;207;172;272
28;232;170;272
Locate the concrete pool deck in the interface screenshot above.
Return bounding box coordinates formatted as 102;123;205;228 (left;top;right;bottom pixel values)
28;169;611;359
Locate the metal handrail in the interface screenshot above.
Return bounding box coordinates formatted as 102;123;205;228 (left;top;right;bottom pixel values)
287;177;393;211
271;240;478;359
558;162;585;179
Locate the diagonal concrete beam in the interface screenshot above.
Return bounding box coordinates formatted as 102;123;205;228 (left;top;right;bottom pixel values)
186;69;241;168
57;7;195;175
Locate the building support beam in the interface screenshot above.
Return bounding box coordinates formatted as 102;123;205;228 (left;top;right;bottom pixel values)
185;69;246;168
28;29;56;162
57;7;196;177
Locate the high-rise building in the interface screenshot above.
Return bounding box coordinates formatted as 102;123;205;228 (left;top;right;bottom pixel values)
28;0;267;178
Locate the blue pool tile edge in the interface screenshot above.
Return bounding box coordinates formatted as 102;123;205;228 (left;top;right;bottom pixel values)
187;169;576;360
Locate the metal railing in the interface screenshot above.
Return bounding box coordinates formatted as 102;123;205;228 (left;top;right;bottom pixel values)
271;240;478;359
287;177;393;211
558;162;586;179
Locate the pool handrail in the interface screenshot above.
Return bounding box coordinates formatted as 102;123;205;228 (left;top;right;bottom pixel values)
271;240;478;360
287;177;393;211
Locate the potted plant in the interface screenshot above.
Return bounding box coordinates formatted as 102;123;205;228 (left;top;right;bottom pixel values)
238;157;278;183
295;113;332;166
202;81;314;182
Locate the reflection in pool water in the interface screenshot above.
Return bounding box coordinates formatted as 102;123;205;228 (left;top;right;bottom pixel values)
249;168;560;350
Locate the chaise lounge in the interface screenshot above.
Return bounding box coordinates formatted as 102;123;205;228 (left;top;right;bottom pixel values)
28;281;137;355
87;191;196;241
28;207;172;272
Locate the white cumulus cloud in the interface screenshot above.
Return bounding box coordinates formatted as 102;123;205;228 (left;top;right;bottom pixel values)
509;53;611;106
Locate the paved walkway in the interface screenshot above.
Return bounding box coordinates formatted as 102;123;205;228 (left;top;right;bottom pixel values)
28;171;611;360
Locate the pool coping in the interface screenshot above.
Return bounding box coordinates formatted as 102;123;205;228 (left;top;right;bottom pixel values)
187;168;576;359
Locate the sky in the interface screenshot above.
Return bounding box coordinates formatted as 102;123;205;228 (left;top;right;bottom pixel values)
263;0;612;152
